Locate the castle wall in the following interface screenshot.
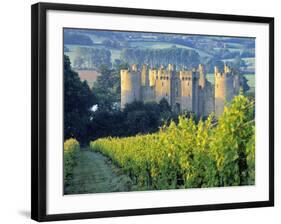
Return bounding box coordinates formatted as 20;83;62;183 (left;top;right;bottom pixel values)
173;78;181;112
197;64;214;117
233;74;240;95
155;68;171;104
179;71;193;112
168;64;177;110
141;65;155;102
198;87;204;117
203;81;215;117
120;66;141;109
149;69;157;87
120;64;238;117
192;71;200;115
141;64;149;87
141;86;155;102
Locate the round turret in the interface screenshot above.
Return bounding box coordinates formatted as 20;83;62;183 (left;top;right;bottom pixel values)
214;66;234;117
149;69;157;86
120;67;141;109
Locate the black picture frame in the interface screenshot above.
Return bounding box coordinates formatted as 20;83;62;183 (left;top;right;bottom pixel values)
31;2;274;222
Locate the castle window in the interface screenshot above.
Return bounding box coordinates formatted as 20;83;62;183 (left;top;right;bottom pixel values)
162;82;164;87
166;93;168;96
188;82;189;86
217;84;219;88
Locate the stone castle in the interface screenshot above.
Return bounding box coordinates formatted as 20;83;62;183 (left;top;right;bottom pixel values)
120;64;241;117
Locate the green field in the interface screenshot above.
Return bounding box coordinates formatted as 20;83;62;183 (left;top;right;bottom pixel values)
244;74;255;93
64;29;255;74
130;41;211;57
65;39;212;65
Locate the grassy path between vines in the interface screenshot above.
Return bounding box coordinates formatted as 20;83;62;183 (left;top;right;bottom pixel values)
65;149;135;194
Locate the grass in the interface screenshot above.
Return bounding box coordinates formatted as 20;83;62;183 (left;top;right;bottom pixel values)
244;74;255;93
65;149;136;194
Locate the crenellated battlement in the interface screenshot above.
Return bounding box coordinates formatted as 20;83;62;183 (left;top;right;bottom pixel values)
215;65;234;77
214;64;239;116
179;70;199;80
120;63;240;117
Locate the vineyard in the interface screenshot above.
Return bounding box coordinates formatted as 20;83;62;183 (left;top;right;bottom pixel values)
64;138;80;186
90;95;255;190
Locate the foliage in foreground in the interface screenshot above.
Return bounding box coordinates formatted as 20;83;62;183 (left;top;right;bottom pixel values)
90;95;255;190
64;138;80;184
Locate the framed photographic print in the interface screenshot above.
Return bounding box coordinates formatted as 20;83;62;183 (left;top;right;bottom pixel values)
31;2;274;222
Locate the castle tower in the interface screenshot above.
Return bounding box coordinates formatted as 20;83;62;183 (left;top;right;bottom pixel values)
179;70;199;114
120;64;141;109
141;64;155;102
149;69;157;87
214;65;235;117
141;64;149;87
155;65;172;104
198;64;206;88
179;71;193;112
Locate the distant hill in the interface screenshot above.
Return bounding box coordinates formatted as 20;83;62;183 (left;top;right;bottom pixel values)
64;28;255;74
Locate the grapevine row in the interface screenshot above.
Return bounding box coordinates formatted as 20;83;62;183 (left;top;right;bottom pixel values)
64;138;80;185
90;95;255;190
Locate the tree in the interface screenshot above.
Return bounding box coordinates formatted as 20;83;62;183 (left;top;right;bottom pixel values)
204;58;224;73
159;98;171;112
120;48;200;69
64;55;95;144
92;65;120;111
73;47;112;70
64;32;93;45
225;56;246;73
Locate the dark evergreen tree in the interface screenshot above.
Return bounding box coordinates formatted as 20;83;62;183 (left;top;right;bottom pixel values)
64;55;95;144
